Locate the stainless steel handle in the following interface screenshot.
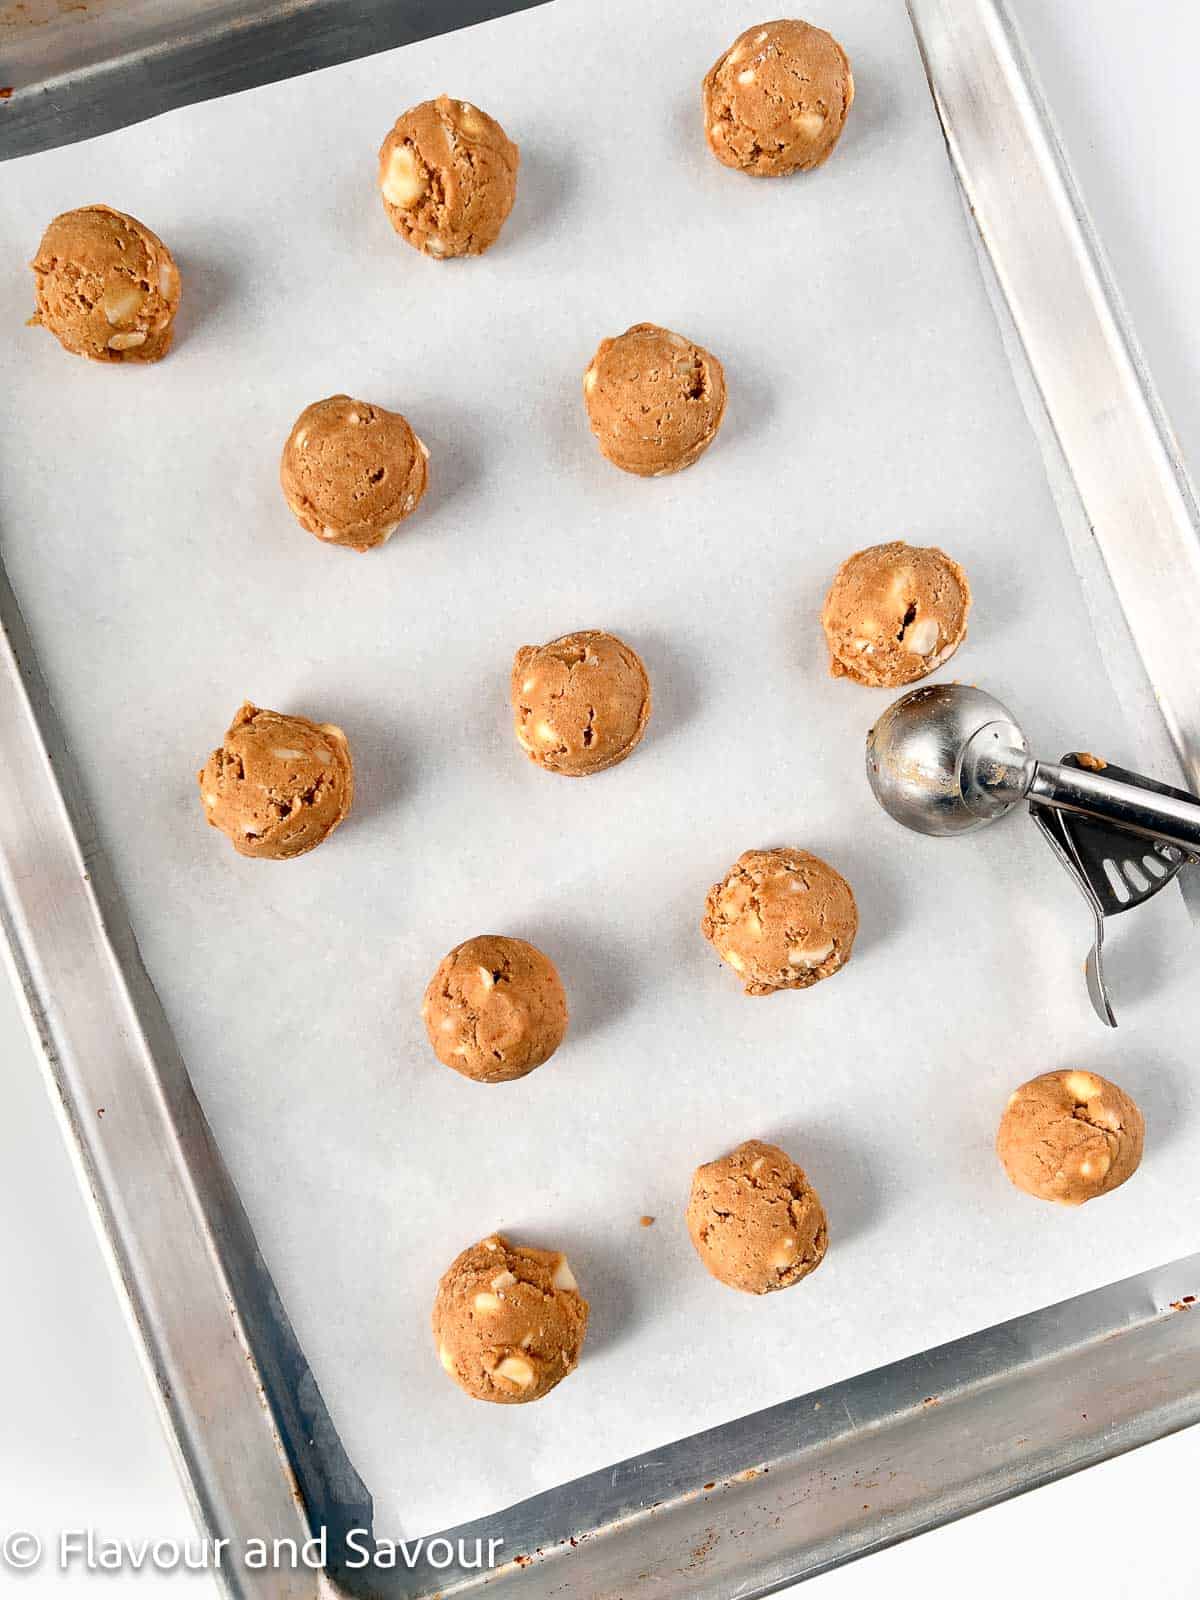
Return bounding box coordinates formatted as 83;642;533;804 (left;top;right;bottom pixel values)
1028;761;1200;856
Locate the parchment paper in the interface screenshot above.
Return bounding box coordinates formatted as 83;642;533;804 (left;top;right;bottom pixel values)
1;0;1198;1540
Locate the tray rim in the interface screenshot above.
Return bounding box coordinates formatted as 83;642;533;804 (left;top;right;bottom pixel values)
1;0;1199;1596
0;0;550;161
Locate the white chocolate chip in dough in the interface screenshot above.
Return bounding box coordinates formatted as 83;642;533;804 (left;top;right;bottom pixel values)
788;937;834;968
473;1293;501;1314
381;144;427;208
551;1256;578;1293
101;282;145;326
770;1237;799;1270
904;617;941;656
494;1355;535;1388
107;329;147;351
1066;1072;1101;1101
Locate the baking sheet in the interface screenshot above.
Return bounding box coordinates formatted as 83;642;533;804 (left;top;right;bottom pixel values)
1;0;1198;1543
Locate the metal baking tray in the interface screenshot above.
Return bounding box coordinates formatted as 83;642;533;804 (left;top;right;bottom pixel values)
2;1;1200;1597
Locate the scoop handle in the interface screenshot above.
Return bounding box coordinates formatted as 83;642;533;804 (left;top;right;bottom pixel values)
1028;761;1200;856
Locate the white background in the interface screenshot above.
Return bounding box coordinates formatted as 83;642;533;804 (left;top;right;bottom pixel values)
2;0;1199;1593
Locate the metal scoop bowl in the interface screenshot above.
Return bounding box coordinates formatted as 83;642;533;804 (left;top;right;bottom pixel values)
866;683;1200;1024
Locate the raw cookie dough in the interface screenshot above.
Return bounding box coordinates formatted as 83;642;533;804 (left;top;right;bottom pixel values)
29;204;181;362
821;540;972;688
687;1139;828;1294
422;935;568;1083
702;847;857;995
996;1070;1144;1206
433;1233;588;1404
703;19;854;178
378;95;519;258
583;323;727;477
511;629;651;777
198;702;353;861
280;395;429;551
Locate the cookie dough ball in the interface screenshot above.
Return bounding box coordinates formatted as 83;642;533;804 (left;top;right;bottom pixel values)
422;935;568;1083
280;395;429;552
821;541;972;688
702;847;857;995
378;95;519;258
198;702;353;861
997;1070;1144;1206
703;19;854;177
687;1139;828;1294
583;323;727;477
511;629;651;777
29;205;181;363
433;1234;588;1403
